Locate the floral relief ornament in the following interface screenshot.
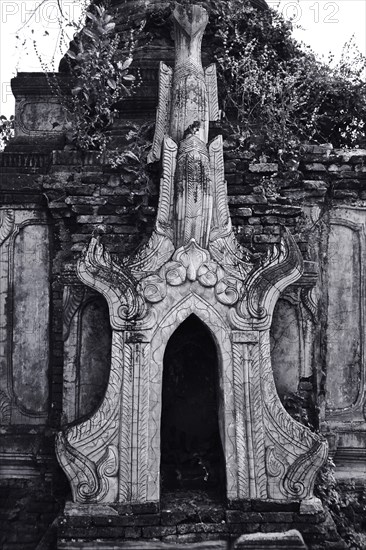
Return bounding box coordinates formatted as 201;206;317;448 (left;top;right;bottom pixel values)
139;239;242;306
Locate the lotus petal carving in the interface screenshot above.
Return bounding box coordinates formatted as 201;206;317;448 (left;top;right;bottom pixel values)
173;239;210;281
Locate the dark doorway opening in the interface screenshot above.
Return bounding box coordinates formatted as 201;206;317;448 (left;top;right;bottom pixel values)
160;314;225;498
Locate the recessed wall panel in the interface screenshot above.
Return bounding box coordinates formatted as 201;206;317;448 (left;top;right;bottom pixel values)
326;223;361;410
12;224;50;414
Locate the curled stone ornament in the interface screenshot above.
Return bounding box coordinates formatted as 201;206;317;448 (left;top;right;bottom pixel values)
140;274;167;303
165;261;187;286
215;277;240;305
197;261;218;287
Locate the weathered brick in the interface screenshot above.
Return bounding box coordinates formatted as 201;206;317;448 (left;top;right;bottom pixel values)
328;164;353;172
76;215;104;224
124;526;142;538
232;207;253;217
303;180;327;190
177;522;228;535
249;163;278;173
224;161;237;172
228;195;268;205
253;234;280;244
226;510;263;523
161;510;191;526
247;217;261;224
251;499;300;512
333;190;358;199
142;525;177;537
261;512;294;522
304;163;327;171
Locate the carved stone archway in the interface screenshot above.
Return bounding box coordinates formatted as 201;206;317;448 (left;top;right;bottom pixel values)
56;2;327;510
145;292;236;502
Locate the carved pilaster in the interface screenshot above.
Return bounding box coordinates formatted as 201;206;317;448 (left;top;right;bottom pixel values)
232;331;266;500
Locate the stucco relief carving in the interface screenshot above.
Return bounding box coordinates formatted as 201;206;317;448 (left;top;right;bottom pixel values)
56;3;327;506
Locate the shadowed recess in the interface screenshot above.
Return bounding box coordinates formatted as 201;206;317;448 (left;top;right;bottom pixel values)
160;314;225;497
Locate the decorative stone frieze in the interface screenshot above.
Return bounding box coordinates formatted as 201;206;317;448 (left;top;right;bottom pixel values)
56;3;327;507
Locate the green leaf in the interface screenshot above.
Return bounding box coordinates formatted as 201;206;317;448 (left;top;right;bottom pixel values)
83;28;98;40
66;49;77;59
86;12;97;23
121;57;133;70
95;5;104;17
107;78;117;90
104;22;115;33
124;151;139;162
122;74;135;81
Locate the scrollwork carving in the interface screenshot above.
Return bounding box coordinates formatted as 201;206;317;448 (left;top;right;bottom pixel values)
148;62;173;164
282;440;327;500
56;432;100;503
204;64;220;122
266;446;286;479
78;237;145;327
209;136;232;241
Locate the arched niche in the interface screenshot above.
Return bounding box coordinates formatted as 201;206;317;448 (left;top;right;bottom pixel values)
144;293;237;503
160;314;226;497
63;291;112;424
270;298;301;402
78;297;112;419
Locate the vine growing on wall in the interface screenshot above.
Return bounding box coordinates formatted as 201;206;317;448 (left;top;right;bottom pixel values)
206;0;366;160
315;458;366;549
61;3;137;154
34;1;143;164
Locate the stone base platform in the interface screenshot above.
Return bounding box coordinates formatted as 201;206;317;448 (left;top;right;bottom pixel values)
57;493;346;550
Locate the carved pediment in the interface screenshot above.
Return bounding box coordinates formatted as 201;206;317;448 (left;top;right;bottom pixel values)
56;2;327;508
